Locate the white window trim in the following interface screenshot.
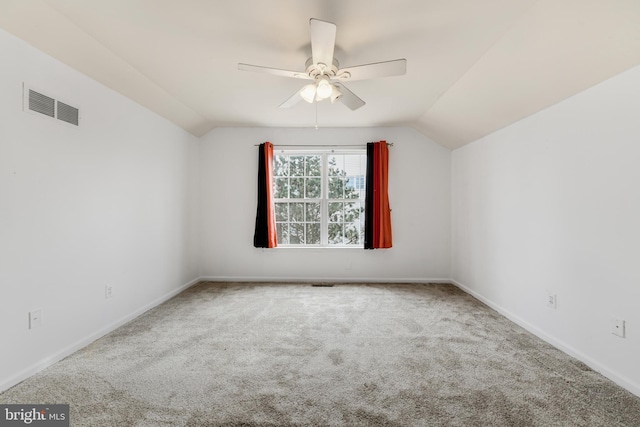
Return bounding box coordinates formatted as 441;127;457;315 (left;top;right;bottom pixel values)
274;148;366;248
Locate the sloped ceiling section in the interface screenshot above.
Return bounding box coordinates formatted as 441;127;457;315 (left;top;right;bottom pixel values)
1;0;639;149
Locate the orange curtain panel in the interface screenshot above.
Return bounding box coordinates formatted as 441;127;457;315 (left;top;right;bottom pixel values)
253;142;277;248
364;141;392;249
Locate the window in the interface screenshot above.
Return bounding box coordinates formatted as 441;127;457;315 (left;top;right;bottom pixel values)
273;150;366;247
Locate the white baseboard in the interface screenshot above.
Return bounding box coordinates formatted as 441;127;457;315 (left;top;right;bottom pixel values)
0;277;201;393
199;276;452;284
7;275;637;401
451;279;640;398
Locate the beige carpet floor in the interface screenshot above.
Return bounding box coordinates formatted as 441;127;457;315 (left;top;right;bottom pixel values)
2;282;639;426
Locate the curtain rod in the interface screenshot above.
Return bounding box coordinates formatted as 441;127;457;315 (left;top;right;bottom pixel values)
254;143;394;147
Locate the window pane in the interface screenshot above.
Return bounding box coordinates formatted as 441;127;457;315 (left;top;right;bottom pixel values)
306;202;321;222
328;202;343;222
306;223;321;244
344;201;361;222
344;155;364;174
274;156;288;176
290;223;304;244
328;223;343;245
352;175;366;190
306;177;321;198
345;181;360;199
275;203;289;222
290;202;304;222
344;155;365;200
290;156;305;176
345;176;362;199
328;177;344;199
305;155;321;176
290;178;304;198
328;155;344;176
276;223;289;244
344;223;360;245
274;178;289;198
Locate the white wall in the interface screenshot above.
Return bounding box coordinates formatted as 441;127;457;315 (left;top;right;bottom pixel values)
452;64;640;395
11;11;639;402
0;29;200;390
200;127;451;282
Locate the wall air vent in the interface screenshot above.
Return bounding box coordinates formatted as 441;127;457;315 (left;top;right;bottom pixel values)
24;84;80;127
28;89;55;118
56;101;79;126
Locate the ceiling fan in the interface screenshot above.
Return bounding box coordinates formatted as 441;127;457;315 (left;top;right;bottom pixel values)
238;18;407;111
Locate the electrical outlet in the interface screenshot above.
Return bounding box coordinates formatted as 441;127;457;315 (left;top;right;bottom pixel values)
105;285;113;299
611;316;625;338
546;292;557;309
29;310;42;329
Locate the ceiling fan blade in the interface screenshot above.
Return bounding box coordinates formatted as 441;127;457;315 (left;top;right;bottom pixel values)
337;59;407;81
238;63;312;80
334;83;365;110
310;18;336;68
279;87;305;108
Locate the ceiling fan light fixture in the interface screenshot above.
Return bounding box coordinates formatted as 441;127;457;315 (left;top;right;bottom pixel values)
240;19;405;111
300;84;316;103
330;84;343;103
316;77;332;99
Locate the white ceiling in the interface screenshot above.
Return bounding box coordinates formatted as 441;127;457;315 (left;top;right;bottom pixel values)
2;0;640;149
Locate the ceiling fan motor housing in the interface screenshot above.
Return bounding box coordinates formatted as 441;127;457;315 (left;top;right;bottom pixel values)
239;18;405;110
305;57;340;79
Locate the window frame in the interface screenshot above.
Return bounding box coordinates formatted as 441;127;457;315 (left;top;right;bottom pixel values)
273;148;366;248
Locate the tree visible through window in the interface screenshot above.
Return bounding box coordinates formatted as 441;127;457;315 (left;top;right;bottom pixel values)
274;150;366;246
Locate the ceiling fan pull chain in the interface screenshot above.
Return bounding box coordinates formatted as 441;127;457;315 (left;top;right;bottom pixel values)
315;101;319;130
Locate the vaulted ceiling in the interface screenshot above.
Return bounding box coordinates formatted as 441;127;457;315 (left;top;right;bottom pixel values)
2;0;639;149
